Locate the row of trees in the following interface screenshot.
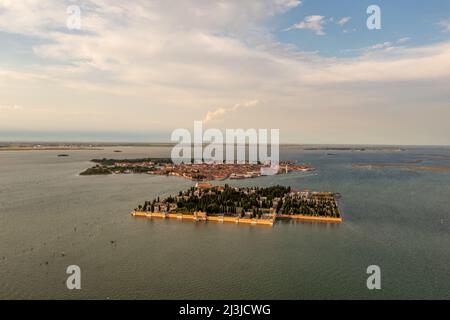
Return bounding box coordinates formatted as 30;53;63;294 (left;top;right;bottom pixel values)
281;197;340;217
174;185;290;215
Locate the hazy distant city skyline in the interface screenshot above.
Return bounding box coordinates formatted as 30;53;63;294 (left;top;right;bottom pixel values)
1;0;450;144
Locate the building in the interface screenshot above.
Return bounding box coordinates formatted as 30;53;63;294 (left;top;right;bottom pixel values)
260;165;279;176
195;182;213;189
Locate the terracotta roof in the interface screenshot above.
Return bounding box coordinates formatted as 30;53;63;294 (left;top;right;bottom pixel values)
195;182;213;189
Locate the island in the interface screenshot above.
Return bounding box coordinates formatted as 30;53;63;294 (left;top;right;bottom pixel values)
80;158;172;175
132;184;342;226
353;163;450;173
0;143;101;151
80;158;314;181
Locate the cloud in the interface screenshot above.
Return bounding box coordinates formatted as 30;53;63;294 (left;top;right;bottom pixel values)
397;37;411;44
337;17;351;26
438;19;450;32
0;68;48;82
203;100;259;123
0;104;24;111
285;15;326;35
366;37;411;52
369;38;409;50
301;42;450;84
284;0;302;9
370;41;394;50
0;1;449;144
341;37;412;55
0;2;449;91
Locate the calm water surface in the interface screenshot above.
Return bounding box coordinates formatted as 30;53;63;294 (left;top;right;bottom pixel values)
0;146;449;299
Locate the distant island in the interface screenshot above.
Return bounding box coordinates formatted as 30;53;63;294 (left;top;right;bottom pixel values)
132;184;342;226
0;143;101;151
80;158;172;175
80;158;314;181
353;163;450;173
303;147;405;152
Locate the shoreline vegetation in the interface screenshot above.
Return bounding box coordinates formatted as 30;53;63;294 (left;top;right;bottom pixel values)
80;158;314;181
132;184;342;226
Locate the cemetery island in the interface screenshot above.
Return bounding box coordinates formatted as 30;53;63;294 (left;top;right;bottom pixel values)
132;184;342;226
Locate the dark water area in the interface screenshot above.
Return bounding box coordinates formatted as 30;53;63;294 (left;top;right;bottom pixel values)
0;146;449;299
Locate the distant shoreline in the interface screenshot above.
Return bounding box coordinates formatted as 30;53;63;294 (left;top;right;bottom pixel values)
0;146;102;151
353;163;450;173
0;142;449;149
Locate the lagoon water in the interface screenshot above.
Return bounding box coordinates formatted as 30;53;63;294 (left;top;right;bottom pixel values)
0;146;449;299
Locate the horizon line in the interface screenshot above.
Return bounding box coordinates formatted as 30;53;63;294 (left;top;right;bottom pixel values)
1;141;449;148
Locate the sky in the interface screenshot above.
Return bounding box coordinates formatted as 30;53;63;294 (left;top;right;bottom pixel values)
0;0;449;144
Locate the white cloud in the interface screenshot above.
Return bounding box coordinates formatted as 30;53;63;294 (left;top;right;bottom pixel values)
285;15;326;35
397;37;411;44
301;42;450;84
0;2;449;92
337;17;351;26
0;1;449;143
438;20;450;32
342;38;412;55
204;100;259;123
0;104;24;111
284;0;302;9
371;42;394;50
0;68;47;82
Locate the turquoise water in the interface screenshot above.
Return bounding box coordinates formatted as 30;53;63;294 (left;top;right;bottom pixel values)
0;146;449;299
